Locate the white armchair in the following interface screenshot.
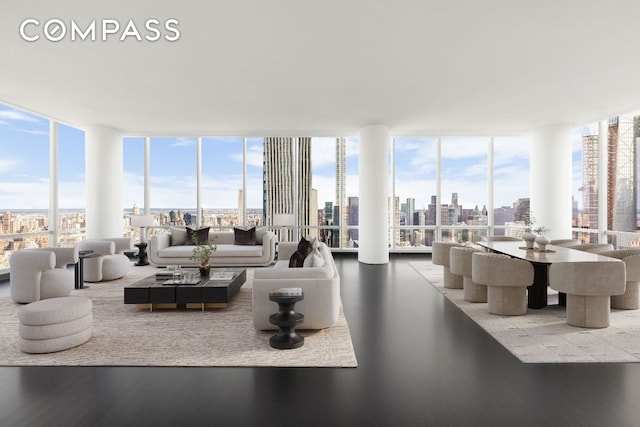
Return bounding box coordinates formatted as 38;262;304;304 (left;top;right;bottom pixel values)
10;247;79;303
77;238;133;282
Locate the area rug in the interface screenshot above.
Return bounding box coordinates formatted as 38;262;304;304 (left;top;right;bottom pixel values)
0;266;358;367
409;261;640;363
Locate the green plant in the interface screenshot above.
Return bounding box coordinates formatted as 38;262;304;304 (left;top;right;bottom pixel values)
190;234;216;266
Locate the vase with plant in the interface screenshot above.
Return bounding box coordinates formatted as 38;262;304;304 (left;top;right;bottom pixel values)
533;226;550;251
522;214;537;249
190;235;216;276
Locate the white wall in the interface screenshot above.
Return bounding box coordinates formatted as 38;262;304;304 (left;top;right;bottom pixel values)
85;125;124;238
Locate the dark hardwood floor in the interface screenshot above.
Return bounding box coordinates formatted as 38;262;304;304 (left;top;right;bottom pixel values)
2;254;640;426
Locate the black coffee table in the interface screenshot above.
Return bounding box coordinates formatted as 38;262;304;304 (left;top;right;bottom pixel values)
124;268;246;311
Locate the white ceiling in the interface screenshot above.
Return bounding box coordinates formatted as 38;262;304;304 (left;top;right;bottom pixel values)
1;0;640;136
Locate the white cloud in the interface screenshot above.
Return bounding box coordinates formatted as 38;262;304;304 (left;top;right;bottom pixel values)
172;137;196;147
20;129;48;135
0;181;49;209
0;158;20;173
0;109;39;122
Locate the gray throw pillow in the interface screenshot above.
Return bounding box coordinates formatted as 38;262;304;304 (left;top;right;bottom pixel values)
234;227;256;245
170;226;188;246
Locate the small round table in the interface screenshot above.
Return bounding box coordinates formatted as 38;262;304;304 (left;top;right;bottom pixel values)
269;288;304;350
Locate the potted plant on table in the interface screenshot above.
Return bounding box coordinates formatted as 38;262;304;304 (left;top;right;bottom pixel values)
533;226;551;251
190;235;216;276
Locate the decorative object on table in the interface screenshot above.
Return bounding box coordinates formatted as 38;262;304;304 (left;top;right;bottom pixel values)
533;226;550;251
130;214;154;266
190;234;217;276
522;213;537;249
273;213;295;242
269;287;305;349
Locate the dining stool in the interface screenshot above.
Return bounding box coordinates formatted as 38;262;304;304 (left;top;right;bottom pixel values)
472;252;533;316
432;242;464;289
549;261;626;328
450;246;486;302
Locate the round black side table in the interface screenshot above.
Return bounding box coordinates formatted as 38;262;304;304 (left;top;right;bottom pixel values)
269;288;304;350
135;242;149;266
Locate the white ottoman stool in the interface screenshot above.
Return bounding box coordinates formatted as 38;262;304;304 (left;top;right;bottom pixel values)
18;296;93;353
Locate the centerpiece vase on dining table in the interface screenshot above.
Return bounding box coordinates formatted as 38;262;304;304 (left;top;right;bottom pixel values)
522;231;537;249
535;235;550;251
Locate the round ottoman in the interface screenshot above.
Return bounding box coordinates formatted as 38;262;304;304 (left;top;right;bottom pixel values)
18;296;93;354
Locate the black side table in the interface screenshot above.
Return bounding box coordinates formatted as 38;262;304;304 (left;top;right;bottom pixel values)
135;242;149;266
75;251;100;289
269;288;304;349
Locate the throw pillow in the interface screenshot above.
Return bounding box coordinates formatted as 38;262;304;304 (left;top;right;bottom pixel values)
234;227;256;245
289;237;314;268
170;226;188;246
186;226;210;245
254;226;268;245
303;248;325;267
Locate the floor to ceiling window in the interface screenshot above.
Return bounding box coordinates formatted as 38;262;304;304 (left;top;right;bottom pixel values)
57;123;86;247
440;137;489;243
0;105;50;270
571;122;599;243
245;137;265;228
493;136;530;236
201;137;244;229
392;137;437;248
149;137;197;227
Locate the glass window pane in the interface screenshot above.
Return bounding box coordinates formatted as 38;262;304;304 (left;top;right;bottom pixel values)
201;137;244;229
123;137;145;239
572;123;599;243
58;123;86;247
493;136;530;237
394;137;437;248
150;137;197;227
246;137;265;228
441;137;489;244
0;105;50;271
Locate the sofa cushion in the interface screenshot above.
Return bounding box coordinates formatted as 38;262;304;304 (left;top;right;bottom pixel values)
186;226;210;245
159;244;264;258
234;227;256;245
170;226;188;246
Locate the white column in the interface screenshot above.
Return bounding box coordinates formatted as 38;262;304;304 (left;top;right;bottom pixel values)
85;125;124;238
196;137;202;226
49;121;59;246
530;125;572;239
487;137;494;235
358;125;389;264
144;137;150;214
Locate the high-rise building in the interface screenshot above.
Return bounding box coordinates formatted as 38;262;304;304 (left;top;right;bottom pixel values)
335;137;348;248
608;115;638;232
237;189;244;227
581;134;599;236
406;197;415;226
263;137;314;235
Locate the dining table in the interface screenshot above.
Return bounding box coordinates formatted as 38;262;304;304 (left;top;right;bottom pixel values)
476;240;622;309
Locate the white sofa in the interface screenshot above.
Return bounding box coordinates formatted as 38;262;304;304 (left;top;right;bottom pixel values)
252;240;340;330
149;228;277;267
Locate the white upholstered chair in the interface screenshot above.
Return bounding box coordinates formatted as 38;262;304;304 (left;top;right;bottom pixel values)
599;249;640;310
450;246;486;302
567;243;614;253
432;241;463;289
77;238;133;282
549;261;626;328
10;247;79;303
481;236;521;242
472;252;534;316
549;239;581;247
